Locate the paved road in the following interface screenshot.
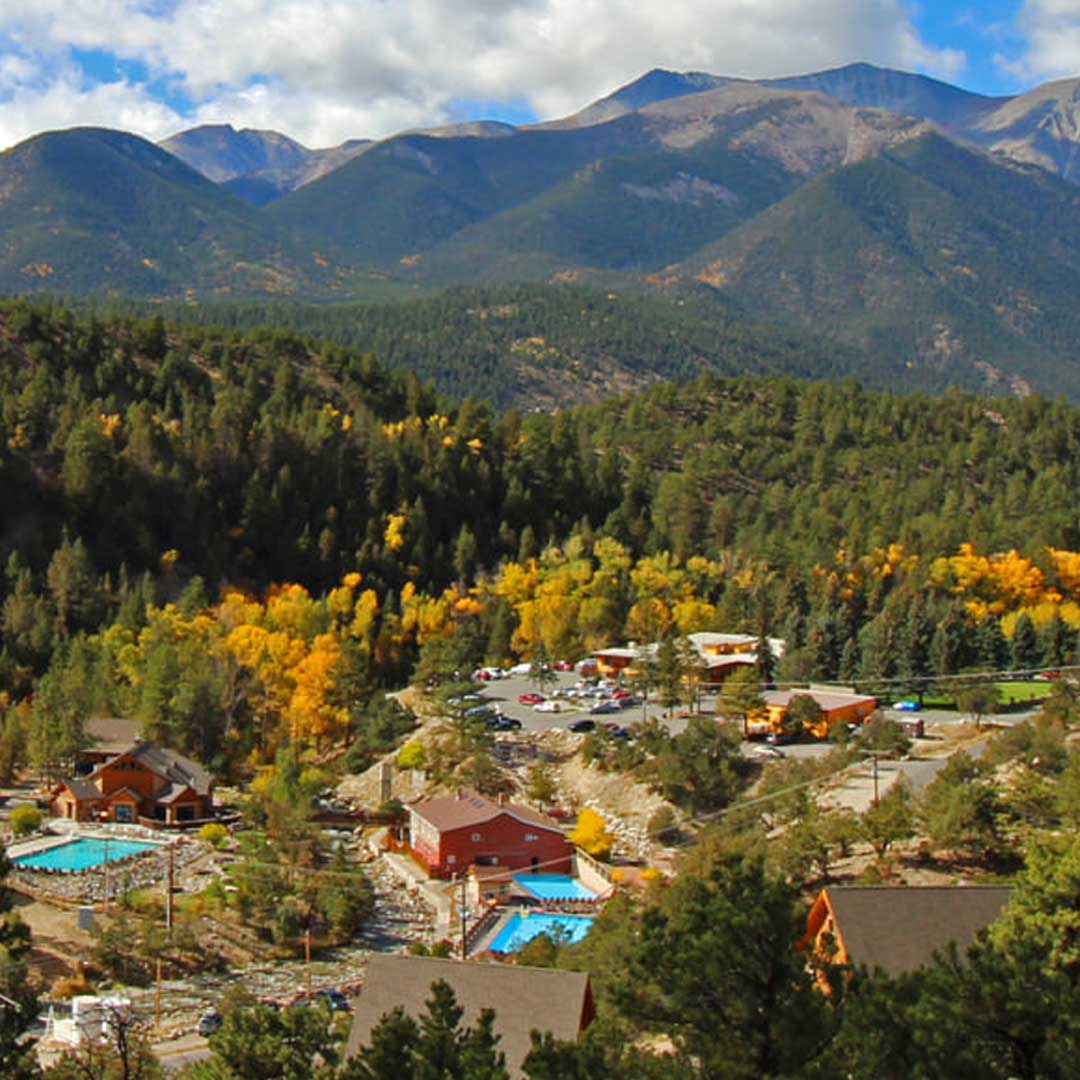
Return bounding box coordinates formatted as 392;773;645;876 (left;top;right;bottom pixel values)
156;1032;210;1072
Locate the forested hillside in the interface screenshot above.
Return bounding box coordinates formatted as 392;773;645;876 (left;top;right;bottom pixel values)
6;299;1080;776
94;284;915;410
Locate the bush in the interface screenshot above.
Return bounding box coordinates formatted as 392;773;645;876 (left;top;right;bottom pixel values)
10;804;41;836
395;740;427;771
197;822;229;849
567;808;615;860
647;806;678;842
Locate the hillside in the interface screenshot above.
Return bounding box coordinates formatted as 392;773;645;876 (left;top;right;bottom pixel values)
269;84;929;277
0;127;373;299
673;132;1080;399
101;283;904;410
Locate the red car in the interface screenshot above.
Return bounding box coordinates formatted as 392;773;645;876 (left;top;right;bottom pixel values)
553;659;574;671
518;692;545;705
611;689;632;700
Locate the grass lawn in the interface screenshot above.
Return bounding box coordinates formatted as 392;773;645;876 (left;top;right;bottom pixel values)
995;681;1052;705
916;681;1049;710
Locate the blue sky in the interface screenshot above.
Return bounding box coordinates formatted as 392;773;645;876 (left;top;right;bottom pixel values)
0;1;1077;151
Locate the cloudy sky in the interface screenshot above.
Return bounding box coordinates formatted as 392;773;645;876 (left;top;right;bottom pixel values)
0;0;1077;151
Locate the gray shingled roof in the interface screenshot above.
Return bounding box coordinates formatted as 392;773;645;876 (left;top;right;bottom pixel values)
85;716;141;748
410;790;563;835
127;742;213;796
344;954;593;1078
824;885;1012;975
62;778;102;801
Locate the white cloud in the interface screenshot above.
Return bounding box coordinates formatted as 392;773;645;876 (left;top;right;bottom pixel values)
1009;0;1080;83
0;0;966;150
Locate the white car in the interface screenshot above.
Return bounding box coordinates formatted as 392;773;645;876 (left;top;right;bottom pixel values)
534;700;561;713
753;745;786;760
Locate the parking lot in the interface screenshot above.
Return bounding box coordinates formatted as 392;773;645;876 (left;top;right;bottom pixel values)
468;670;654;733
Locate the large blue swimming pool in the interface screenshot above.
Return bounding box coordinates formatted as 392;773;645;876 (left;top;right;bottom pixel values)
13;837;157;872
489;912;594;953
512;873;597;901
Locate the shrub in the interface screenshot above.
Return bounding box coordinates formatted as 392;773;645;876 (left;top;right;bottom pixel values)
567;808;615;860
10;804;41;837
396;740;427;771
647;806;678;842
197;822;229;849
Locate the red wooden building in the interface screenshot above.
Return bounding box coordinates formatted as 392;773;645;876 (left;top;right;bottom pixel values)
406;789;571;879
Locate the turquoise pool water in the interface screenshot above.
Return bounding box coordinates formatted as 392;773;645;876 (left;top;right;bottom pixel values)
489;913;594;953
13;837;157;872
512;873;597;901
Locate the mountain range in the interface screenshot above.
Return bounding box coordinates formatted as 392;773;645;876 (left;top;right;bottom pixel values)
5;62;1080;399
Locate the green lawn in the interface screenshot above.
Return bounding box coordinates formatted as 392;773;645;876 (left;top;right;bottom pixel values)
913;681;1049;711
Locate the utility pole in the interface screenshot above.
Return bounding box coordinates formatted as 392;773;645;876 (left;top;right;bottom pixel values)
155;958;162;1030
459;876;468;960
166;844;175;932
864;750;888;807
305;924;312;1001
102;833;110;915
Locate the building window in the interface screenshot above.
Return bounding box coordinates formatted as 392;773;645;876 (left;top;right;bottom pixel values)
525;833;538;842
115;805;133;823
447;855;457;865
471;832;482;841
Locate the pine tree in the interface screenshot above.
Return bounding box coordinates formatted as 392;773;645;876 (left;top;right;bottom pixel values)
1011;613;1040;673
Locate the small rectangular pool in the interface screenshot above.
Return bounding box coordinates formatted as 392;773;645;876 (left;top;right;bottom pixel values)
512;873;597;901
13;837;157;872
489;912;594;953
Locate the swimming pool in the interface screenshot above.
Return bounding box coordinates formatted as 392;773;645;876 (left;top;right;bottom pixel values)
13;837;158;872
512;873;597;901
489;912;594;953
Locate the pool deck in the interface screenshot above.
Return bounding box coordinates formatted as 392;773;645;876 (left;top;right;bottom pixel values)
469;909;514;955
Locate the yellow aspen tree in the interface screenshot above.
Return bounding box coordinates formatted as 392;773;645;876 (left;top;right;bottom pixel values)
568;808;615;861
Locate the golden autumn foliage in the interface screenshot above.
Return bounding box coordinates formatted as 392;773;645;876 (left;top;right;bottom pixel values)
568;807;615;860
384;513;407;551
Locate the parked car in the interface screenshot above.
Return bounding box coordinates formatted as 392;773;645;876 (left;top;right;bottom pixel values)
753;745;786;760
568;718;596;733
553;659;574;671
589;700;621;715
465;704;498;721
196;1009;223;1037
473;667;505;681
1035;670;1061;681
534;700;561;713
447;693;482;705
891;700;920;711
486;715;522;731
317;988;351;1012
611;689;632;700
604;723;632;740
518;692;545;705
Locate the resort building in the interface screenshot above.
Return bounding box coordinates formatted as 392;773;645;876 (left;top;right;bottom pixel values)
799;885;1012;976
50;739;214;827
344;954;595;1078
593;632;784;686
406;789;571;880
747;688;878;739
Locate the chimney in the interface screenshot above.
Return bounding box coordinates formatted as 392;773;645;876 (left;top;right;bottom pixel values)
456;788;463;801
497;793;505;806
